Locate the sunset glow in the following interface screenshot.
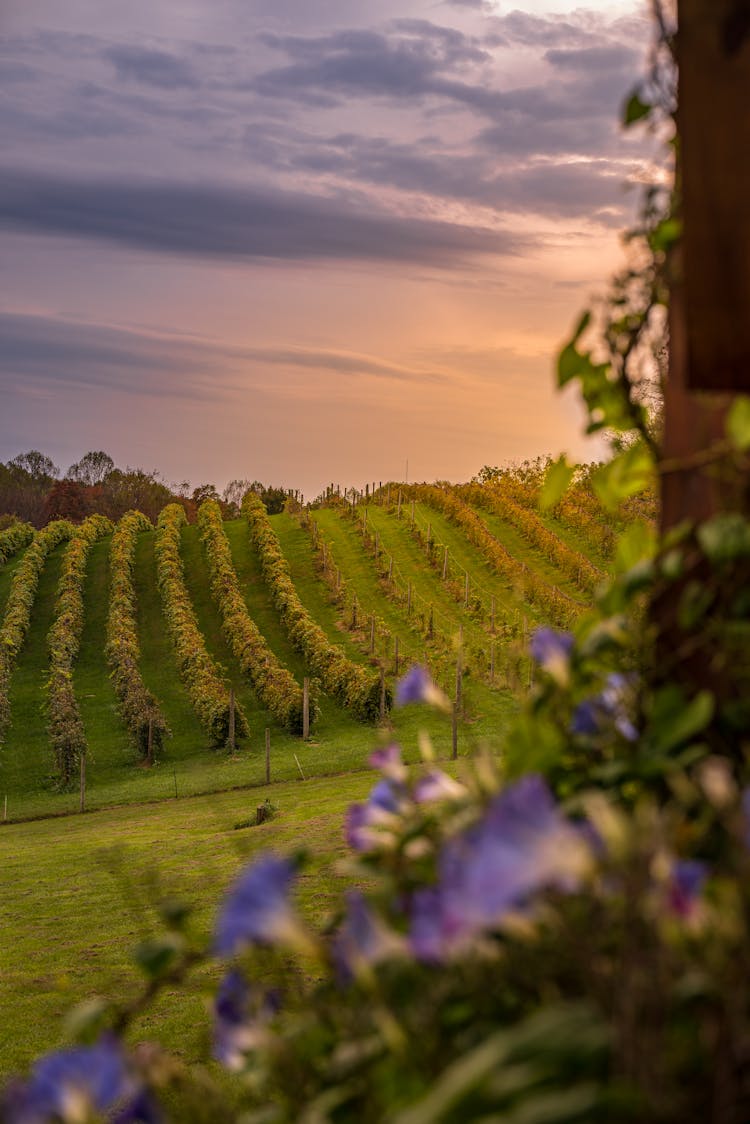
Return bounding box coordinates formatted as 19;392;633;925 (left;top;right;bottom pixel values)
0;0;648;495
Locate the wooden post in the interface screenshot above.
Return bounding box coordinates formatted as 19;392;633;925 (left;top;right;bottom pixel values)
428;604;434;638
79;752;86;813
387;483;391;506
370;614;376;654
442;546;448;579
228;687;236;753
490;640;495;682
363;507;368;531
351;596;358;629
397;490;402;518
394;636;400;676
491;595;496;634
379;664;387;721
303;677;310;740
374;530;380;559
464;572;470;608
147;717;154;766
265;727;271;784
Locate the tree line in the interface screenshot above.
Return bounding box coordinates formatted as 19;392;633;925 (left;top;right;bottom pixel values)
0;449;292;527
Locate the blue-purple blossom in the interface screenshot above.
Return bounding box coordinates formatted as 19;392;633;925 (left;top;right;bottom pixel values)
4;1039;140;1123
332;891;404;981
411;774;592;961
413;768;466;804
666;860;707;919
395;665;451;711
369;742;407;782
530;629;574;684
346;777;407;852
571;673;638;742
214;855;299;956
213;969;280;1071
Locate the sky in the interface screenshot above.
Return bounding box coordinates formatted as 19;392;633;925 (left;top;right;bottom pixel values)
0;0;650;498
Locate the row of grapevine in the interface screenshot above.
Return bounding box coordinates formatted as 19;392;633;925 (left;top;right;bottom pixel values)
491;471;616;559
405;486;579;628
0;519;74;744
303;510;437;672
197;500;311;735
47;514;113;787
242;493;387;722
155;504;248;745
0;521;34;566
457;483;604;596
106;511;170;759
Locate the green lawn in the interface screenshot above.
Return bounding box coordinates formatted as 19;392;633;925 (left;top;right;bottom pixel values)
0;770;382;1078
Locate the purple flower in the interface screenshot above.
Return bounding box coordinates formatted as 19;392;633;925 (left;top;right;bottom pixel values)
395;666;451;712
4;1039;141;1123
413;769;465;804
530;629;574;684
332;892;404;981
572;673;637;742
369;742;407;782
213;969;280;1071
666;860;707;919
345;778;407;852
214;855;300;956
410;775;592;961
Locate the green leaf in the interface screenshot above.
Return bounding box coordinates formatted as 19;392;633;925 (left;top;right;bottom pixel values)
539;455;576;510
591;443;655;512
622;91;652;126
697;513;750;562
134;933;184;978
614;520;657;572
649;217;682;254
727;396;750;452
648;688;715;756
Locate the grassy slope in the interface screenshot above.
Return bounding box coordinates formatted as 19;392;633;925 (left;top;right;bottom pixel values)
0;771;378;1078
75;535;133;784
387;502;542;626
290;509;517;744
468;505;586;604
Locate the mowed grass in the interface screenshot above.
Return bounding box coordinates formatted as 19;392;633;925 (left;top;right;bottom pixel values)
0;770;380;1078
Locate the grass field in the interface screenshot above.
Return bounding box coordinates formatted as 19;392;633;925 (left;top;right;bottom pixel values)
0;770;381;1077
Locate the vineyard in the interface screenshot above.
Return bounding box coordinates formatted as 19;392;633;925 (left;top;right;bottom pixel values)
0;476;638;822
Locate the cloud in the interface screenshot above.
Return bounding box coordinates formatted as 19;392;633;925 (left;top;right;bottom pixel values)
104;44;199;89
0;310;445;402
0;168;525;265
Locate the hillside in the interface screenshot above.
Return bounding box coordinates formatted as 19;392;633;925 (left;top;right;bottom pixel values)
0;480;623;822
